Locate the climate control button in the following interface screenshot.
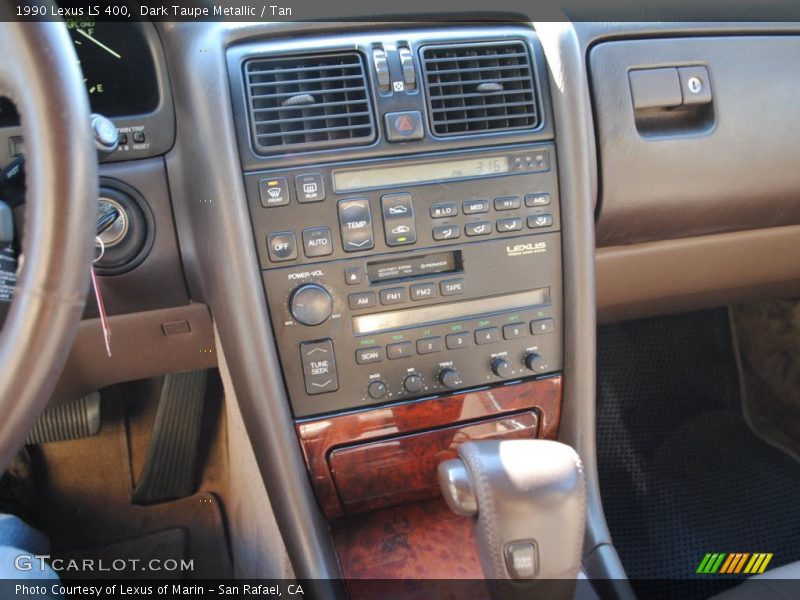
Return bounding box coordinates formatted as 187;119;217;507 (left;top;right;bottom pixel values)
290;284;332;326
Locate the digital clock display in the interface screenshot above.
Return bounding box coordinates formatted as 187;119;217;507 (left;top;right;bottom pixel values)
333;156;511;192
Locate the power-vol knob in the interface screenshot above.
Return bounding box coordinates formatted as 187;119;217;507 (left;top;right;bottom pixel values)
290;284;332;326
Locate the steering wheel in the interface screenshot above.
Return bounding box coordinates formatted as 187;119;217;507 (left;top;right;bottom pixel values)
0;21;97;470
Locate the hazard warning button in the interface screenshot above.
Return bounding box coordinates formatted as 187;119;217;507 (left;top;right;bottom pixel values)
384;111;424;142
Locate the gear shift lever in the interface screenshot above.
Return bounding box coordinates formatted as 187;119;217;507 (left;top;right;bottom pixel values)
439;440;586;597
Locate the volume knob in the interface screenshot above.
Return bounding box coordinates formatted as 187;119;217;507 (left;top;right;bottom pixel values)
290;284;332;326
439;368;463;390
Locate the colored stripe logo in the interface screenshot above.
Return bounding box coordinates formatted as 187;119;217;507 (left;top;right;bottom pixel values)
696;553;773;574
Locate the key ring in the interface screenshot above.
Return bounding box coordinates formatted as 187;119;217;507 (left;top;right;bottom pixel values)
94;236;105;264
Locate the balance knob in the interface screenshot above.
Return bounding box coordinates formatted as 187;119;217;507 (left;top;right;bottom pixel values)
290;284;332;326
525;353;548;373
439;368;462;390
491;357;514;378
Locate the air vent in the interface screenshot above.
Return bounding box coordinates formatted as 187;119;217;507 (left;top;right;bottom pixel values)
421;41;539;137
244;52;376;154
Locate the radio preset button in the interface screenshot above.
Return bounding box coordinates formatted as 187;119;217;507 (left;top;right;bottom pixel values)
496;218;523;233
430;203;458;219
433;224;461;241
356;347;384;364
503;323;527;339
410;283;437;301
295;173;325;203
417;337;443;354
338;198;374;252
440;278;465;296
259;177;290;208
300;340;339;395
367;380;387;400
387;341;414;359
344;266;363;285
463;199;489;215
267;231;297;262
382;193;417;246
446;332;472;350
379;287;409;305
348;291;377;310
465;221;492;237
528;214;554;229
525;193;551;207
404;374;424;393
494;196;522;211
290;284;332;326
475;327;501;345
301;227;333;257
531;318;555;334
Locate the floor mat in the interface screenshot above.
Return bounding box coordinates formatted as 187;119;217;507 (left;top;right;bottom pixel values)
597;309;800;599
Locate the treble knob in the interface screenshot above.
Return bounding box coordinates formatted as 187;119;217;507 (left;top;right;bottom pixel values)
439;368;463;390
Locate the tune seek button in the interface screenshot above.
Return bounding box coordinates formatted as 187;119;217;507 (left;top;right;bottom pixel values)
300;340;339;395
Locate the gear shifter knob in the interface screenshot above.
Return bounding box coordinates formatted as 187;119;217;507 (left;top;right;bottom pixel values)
438;440;586;593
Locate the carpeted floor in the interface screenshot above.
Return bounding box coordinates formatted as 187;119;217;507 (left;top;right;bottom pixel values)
597;309;800;599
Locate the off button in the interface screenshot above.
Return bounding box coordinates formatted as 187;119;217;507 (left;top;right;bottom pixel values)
300;340;339;395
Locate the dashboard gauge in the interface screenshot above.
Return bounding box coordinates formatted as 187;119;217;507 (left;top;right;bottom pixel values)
66;21;159;117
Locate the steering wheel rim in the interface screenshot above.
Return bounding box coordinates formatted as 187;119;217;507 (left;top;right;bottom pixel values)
0;20;97;470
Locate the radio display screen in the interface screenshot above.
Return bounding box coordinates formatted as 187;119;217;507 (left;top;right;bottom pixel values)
333;156;510;192
367;251;461;284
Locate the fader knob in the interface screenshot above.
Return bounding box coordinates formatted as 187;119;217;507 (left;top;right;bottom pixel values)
525;353;548;373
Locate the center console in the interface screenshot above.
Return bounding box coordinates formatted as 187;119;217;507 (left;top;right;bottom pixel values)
229;24;565;581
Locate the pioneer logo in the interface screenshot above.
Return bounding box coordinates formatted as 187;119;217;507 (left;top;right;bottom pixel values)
506;241;547;256
288;270;324;280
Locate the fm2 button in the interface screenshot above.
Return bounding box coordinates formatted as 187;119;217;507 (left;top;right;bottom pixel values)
384;111;424;142
300;340;339;395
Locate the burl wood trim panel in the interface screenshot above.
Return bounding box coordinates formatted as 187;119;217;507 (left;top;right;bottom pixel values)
296;376;562;518
332;498;489;589
330;412;538;514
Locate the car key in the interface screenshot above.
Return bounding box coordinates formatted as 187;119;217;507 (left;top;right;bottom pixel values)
0;200;17;304
91;237;112;357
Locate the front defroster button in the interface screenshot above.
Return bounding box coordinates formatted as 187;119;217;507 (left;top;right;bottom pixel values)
300;340;339;395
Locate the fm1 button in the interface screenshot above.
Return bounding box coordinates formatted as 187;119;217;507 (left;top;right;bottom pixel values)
302;227;333;257
266;231;297;262
300;340;339;395
384;111;424;142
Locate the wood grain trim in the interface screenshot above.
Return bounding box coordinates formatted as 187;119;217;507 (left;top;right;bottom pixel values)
330;411;538;514
296;376;562;518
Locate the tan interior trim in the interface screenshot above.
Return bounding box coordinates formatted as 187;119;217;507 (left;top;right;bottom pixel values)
597;225;800;323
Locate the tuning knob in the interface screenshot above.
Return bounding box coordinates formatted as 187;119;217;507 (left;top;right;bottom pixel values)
290;284;332;326
439;368;463;390
525;353;548;373
491;357;514;378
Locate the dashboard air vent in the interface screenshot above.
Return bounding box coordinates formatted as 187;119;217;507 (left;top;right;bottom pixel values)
421;41;538;136
244;52;376;154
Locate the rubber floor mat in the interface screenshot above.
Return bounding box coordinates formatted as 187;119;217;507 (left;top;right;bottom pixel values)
597;309;800;599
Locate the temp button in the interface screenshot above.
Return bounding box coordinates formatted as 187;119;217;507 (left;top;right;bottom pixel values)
338;198;374;252
300;340;339;395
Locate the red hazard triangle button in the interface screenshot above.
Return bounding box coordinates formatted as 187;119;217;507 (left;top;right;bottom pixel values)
384;111;424;142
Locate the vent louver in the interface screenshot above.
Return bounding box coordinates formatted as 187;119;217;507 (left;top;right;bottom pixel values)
421;41;539;137
244;52;376;154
